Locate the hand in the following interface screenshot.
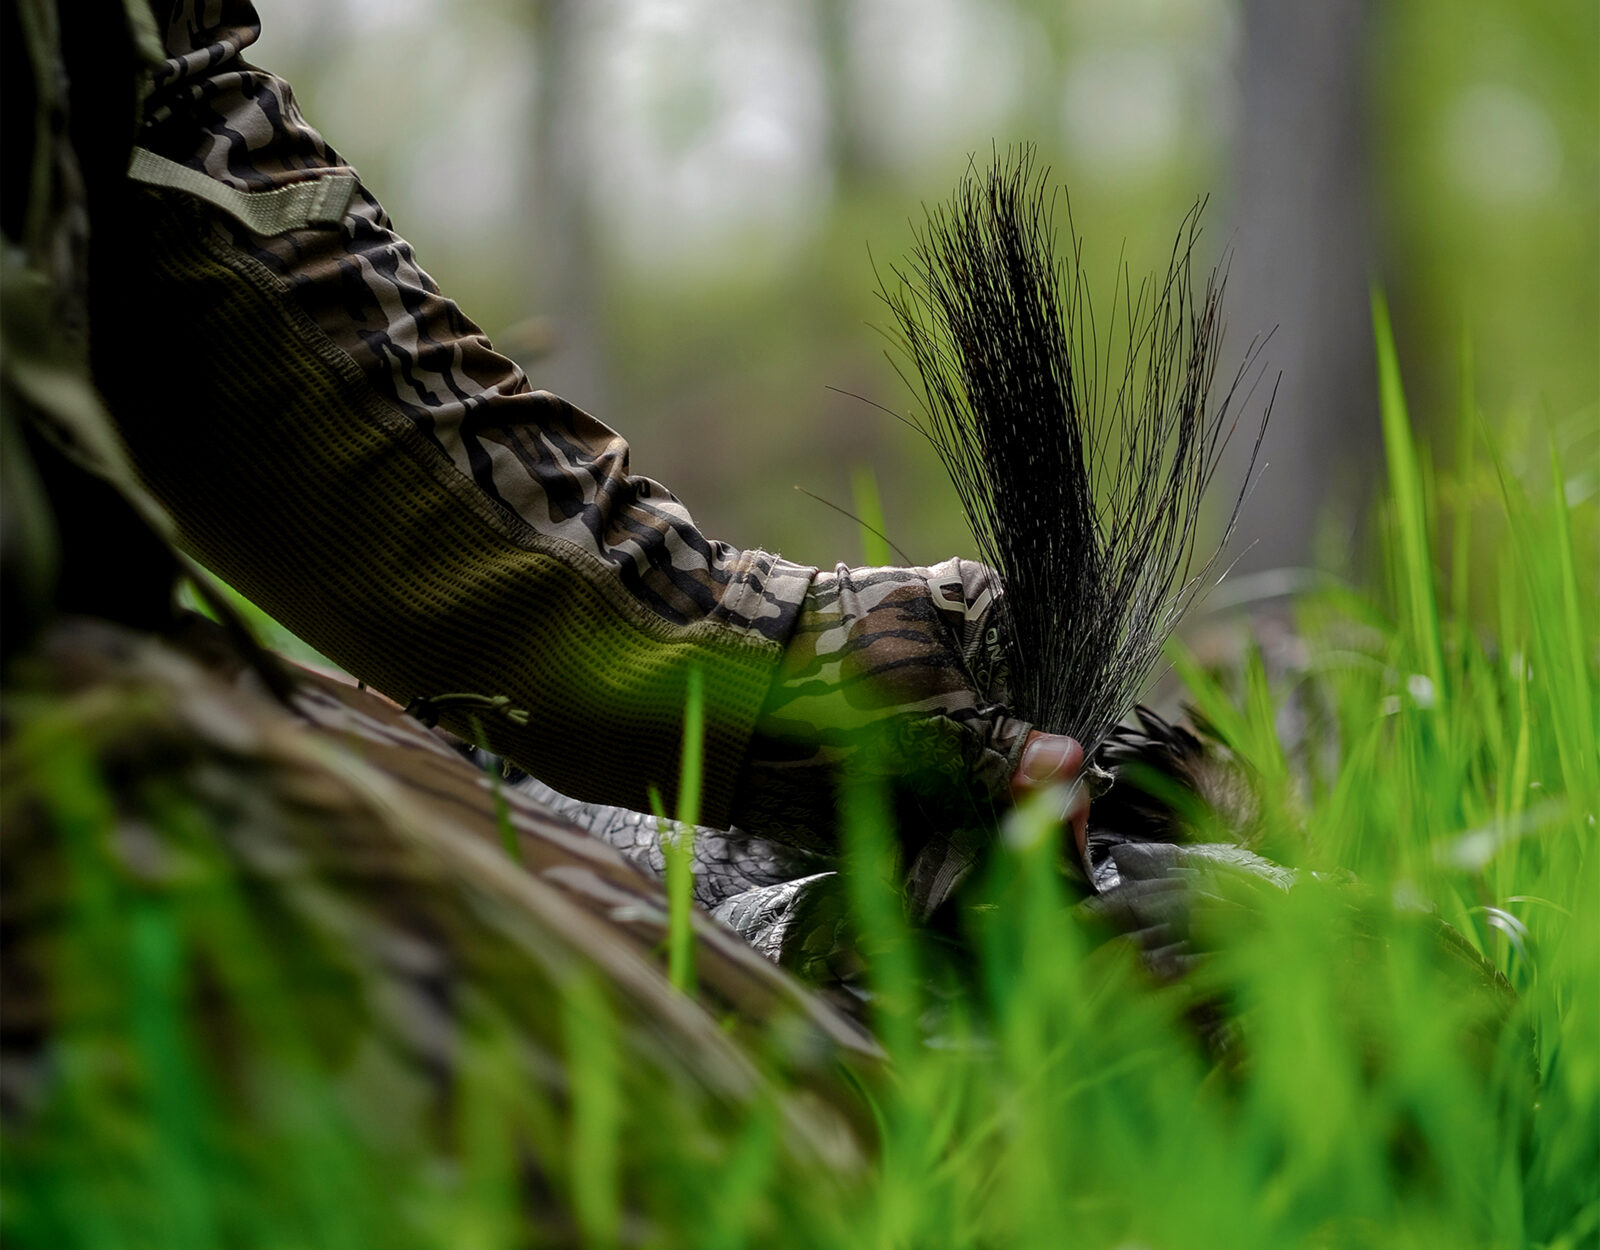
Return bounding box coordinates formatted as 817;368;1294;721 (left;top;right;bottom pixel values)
1011;731;1090;859
734;558;1087;917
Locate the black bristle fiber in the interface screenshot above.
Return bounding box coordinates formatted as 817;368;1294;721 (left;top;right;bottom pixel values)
880;147;1273;756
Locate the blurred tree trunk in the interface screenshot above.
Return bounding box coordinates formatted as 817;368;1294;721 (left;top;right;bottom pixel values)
817;0;868;183
522;0;609;416
1222;0;1380;576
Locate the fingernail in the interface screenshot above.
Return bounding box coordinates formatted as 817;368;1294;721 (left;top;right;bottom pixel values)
1019;735;1082;786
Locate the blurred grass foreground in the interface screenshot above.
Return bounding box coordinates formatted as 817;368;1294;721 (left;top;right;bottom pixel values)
3;287;1596;1247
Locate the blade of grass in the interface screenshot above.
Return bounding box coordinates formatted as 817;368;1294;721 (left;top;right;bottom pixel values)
662;667;704;996
467;716;522;866
851;465;894;567
561;974;620;1248
1450;331;1475;629
1372;288;1445;698
1542;427;1598;793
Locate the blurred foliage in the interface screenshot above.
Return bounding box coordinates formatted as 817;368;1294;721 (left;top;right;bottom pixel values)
1376;0;1599;429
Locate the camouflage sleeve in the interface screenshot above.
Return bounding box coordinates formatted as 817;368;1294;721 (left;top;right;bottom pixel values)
103;2;815;828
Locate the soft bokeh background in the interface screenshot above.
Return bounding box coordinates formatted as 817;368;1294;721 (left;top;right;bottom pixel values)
252;0;1597;579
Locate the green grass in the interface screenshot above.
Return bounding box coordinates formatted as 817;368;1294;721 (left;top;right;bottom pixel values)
3;314;1596;1248
650;665;705;997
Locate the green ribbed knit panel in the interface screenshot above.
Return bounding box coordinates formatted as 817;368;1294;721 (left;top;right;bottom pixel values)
104;191;780;828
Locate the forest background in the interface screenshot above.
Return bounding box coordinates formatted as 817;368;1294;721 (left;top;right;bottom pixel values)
253;0;1598;585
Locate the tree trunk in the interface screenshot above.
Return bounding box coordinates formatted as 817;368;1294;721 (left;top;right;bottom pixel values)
1222;0;1380;576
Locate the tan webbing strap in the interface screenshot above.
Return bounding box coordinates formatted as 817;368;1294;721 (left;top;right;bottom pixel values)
127;147;357;235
